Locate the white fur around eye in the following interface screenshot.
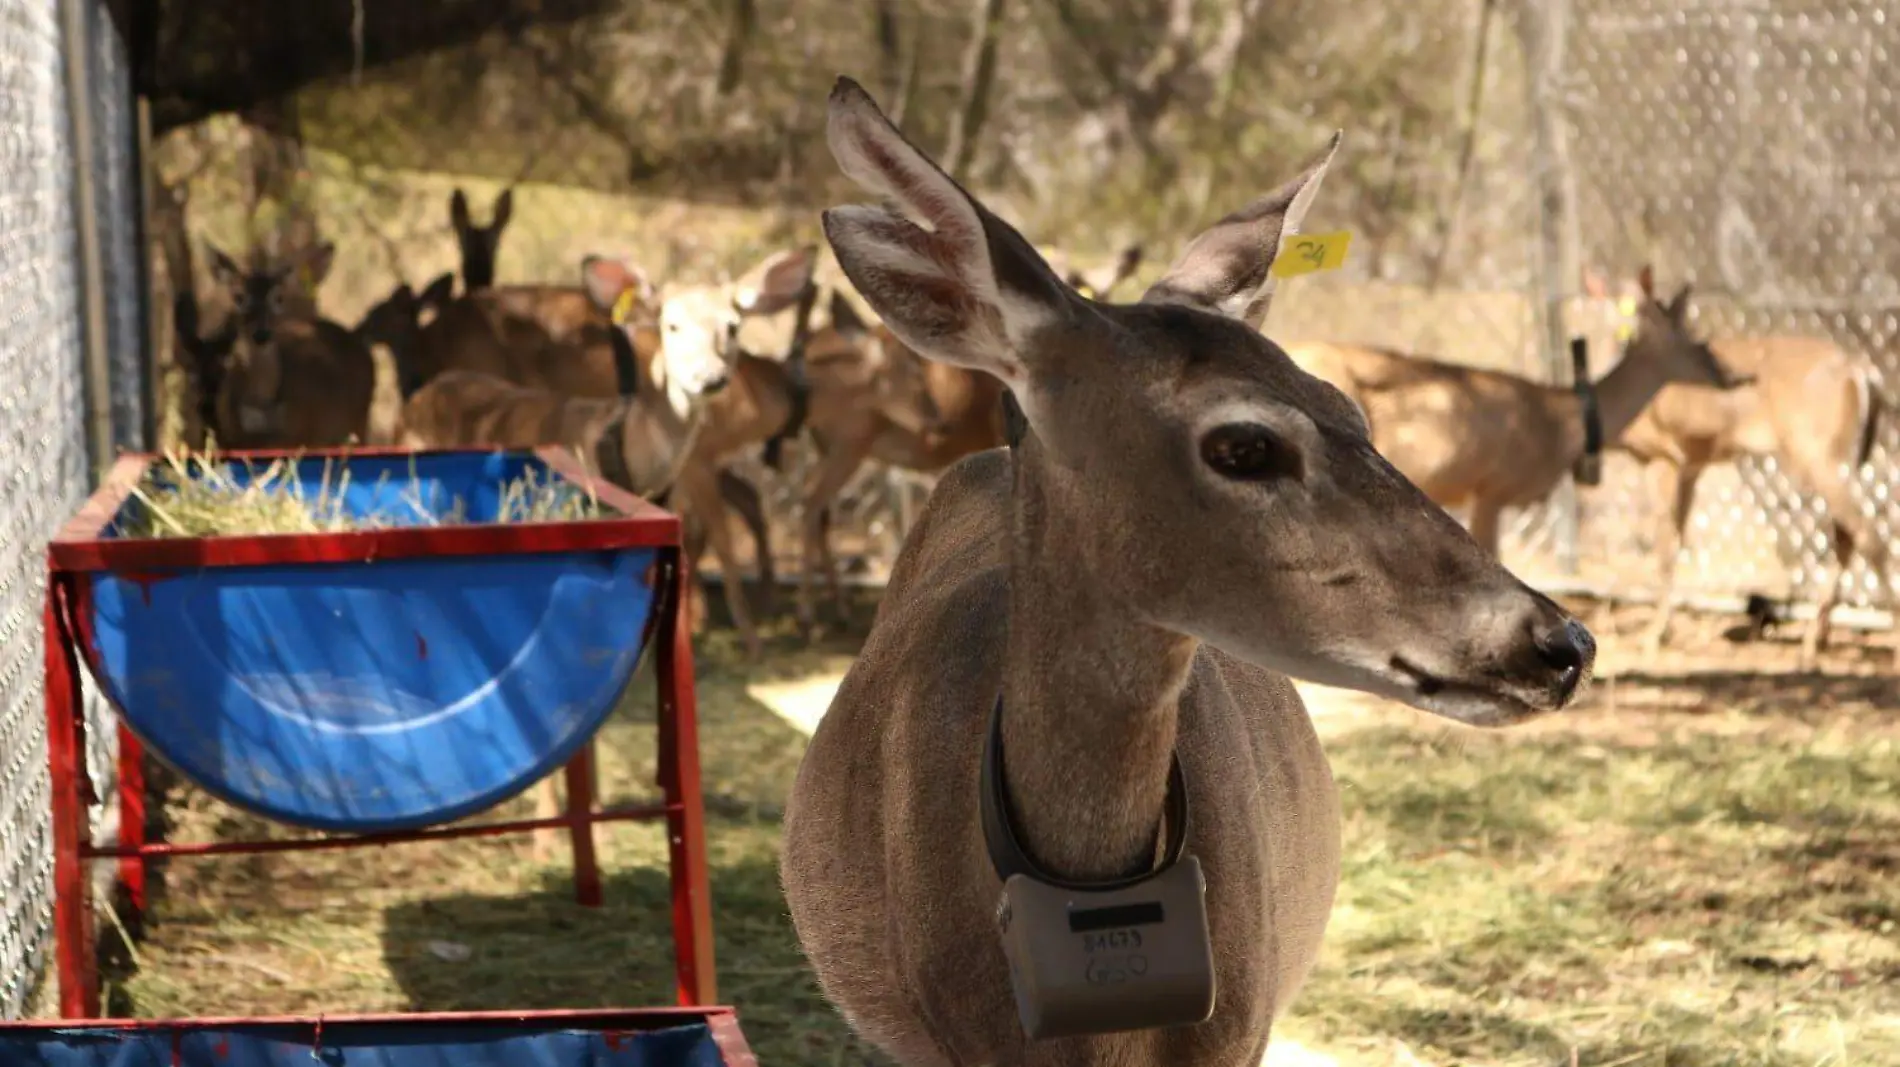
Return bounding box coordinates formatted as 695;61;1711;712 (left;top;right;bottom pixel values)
1193;401;1315;450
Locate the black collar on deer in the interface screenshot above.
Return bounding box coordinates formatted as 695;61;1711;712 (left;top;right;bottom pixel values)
1570;335;1604;487
980;693;1190;891
592;407;637;497
609;326;640;399
762;281;821;471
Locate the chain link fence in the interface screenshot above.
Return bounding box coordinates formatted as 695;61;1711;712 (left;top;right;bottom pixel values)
1564;0;1899;616
0;0;145;1019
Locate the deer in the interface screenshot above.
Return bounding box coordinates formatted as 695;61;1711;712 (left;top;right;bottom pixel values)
1608;272;1891;666
780;76;1595;1067
424;213;787;593
447;186;632;347
1281;270;1736;558
782;246;1149;631
658;252;942;660
396;254;728;498
202;241;387;449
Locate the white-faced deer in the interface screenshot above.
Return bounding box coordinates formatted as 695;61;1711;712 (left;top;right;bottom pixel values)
397;254;729;497
1283;272;1736;557
1611;270;1890;666
781;77;1594;1067
204;241;382;448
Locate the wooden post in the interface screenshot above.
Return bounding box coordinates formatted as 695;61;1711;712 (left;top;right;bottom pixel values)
1521;0;1583;574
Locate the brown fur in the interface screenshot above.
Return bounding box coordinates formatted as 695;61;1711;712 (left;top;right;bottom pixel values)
1285;280;1732;556
789;251;1148;630
204;241;379;449
1612;285;1890;665
781;77;1595;1067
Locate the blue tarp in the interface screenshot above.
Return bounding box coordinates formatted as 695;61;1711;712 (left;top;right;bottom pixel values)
0;1020;726;1067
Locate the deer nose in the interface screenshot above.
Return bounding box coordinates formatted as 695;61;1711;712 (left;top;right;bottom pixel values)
1531;616;1594;706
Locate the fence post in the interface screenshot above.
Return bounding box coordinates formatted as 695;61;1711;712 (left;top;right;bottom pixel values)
1520;0;1582;575
59;0;115;482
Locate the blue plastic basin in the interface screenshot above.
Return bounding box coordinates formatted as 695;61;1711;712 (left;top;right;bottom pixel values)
68;451;668;834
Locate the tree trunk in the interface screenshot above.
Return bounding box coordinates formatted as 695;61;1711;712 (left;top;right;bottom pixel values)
941;0;1008;179
714;0;757;96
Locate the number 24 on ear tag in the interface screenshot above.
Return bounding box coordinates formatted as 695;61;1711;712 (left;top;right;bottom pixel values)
1270;231;1352;279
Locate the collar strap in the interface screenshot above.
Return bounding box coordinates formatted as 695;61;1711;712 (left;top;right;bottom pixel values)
980;694;1190;892
593;407;636;494
1570;335;1603;484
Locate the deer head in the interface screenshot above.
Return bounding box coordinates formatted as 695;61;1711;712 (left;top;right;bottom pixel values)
1629;264;1743;389
820;75;1593;724
204;240;335;440
450;187;513;291
582;255;730;418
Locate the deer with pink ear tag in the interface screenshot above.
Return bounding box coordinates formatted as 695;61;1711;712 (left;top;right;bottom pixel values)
780;77;1596;1067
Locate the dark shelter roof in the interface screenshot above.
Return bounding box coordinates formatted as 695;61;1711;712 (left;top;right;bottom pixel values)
116;0;616;136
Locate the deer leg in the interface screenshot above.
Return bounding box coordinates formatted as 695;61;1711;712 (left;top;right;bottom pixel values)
797;432;877;634
1642;462;1698;655
1465;497;1505;559
718;469;774;606
1801;519;1857;669
681;462;764;661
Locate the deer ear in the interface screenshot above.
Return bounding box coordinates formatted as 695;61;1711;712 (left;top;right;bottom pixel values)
1580;267;1608;300
734;245;817;316
450;189;472;233
491;188;514;230
1142;131;1341;329
1637;263;1657;301
821;76;1072;390
1666;283;1693;321
1105;243;1145;295
581;255;655;318
418;272;455;312
300;242;336;289
828;289;870;339
206;243;242;288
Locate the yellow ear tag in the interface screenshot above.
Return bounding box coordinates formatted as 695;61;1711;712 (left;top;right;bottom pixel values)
1614;295;1638;341
1269;230;1352;279
611;289;639;326
1075;283;1098;300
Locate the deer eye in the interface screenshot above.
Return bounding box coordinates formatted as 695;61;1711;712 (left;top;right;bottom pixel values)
232;291;251;310
1200;423;1303;482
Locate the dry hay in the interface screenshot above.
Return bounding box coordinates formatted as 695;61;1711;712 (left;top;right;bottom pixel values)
121;445;604;540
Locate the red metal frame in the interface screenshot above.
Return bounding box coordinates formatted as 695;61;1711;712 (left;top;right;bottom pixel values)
41;446;719;1018
0;1007;759;1067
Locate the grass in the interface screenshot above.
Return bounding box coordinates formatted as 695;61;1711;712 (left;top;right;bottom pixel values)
87;595;1900;1067
120;446;605;539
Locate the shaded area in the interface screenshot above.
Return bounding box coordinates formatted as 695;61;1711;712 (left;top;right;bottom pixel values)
123;0;618;137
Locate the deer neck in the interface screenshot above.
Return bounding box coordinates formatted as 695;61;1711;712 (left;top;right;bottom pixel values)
1581;348;1676;445
612;381;704;497
998;441;1198;883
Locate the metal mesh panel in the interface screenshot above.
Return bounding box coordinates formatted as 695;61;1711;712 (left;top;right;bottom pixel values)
0;0;140;1019
1567;0;1900;611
